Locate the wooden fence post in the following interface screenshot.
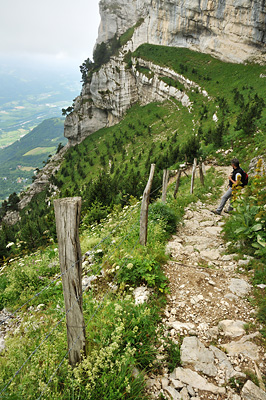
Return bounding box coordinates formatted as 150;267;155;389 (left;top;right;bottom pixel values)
190;158;197;194
54;197;86;367
202;162;206;176
140;164;156;246
199;162;205;186
174;169;182;199
162;169;169;203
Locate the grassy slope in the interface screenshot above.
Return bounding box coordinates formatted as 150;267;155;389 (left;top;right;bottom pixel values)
133;44;266;166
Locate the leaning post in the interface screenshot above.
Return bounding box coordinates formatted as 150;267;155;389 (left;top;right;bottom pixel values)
199;162;205;186
174;169;182;199
162;169;169;203
54;197;86;367
140;164;156;246
190;158;197;194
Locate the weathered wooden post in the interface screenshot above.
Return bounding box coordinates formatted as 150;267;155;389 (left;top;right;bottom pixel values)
202;162;206;176
54;197;86;367
174;169;182;199
140;164;156;246
162;169;169;203
199;162;205;186
190;158;197;194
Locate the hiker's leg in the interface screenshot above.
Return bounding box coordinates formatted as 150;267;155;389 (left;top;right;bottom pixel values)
216;187;232;213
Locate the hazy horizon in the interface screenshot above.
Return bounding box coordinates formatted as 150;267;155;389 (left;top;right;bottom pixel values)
0;0;101;70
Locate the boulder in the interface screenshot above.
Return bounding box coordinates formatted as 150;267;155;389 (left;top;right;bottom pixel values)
0;337;5;354
163;386;181;399
241;380;266;400
218;320;246;338
210;345;245;381
168;322;196;332
200;249;220;261
181;337;217;377
174;367;226;394
133;286;150;304
223;339;260;361
229;278;251;297
204;226;223;235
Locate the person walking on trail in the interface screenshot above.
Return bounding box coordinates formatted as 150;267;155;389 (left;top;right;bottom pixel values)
212;158;245;215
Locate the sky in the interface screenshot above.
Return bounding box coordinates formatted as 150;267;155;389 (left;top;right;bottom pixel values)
0;0;101;70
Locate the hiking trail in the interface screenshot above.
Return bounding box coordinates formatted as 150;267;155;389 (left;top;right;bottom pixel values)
146;166;266;400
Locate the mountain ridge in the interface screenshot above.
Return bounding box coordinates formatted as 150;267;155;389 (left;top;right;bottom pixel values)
63;0;266;146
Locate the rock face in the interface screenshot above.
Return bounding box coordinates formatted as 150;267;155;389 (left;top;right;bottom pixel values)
98;0;266;64
64;55;198;144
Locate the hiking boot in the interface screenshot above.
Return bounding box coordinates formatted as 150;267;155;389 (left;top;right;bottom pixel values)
211;210;221;215
224;209;232;214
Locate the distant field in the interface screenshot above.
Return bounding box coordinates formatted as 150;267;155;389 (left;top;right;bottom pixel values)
19;166;35;171
0;128;31;149
23;147;56;157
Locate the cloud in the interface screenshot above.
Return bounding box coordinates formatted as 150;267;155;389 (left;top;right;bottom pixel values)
0;0;100;62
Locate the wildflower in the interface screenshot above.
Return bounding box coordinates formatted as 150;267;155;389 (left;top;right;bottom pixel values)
126;262;133;270
6;242;15;248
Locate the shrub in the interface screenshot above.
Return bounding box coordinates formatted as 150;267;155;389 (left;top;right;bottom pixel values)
149;201;177;234
117;256;168;292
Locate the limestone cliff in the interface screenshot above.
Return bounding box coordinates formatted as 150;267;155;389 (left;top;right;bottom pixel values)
64;0;266;144
64;55;206;144
98;0;266;64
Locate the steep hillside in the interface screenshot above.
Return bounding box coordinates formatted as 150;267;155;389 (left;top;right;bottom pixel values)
1;47;266;261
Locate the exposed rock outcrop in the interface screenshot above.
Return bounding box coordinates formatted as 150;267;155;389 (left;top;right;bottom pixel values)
98;0;266;64
64;55;205;144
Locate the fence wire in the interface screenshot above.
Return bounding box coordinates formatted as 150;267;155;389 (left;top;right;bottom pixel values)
36;236;140;400
0;202;141;327
0;216;140;397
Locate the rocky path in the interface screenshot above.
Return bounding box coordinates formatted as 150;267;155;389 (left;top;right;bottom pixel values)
147;167;266;400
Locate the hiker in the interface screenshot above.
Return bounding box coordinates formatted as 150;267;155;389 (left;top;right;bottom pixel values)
212;158;246;215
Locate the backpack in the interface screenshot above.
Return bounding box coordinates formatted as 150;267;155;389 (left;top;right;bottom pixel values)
241;169;248;186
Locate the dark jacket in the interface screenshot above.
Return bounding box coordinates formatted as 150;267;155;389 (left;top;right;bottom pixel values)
229;167;244;187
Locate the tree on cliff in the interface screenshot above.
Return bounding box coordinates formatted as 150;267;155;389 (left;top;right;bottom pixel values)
93;42;110;68
93;35;120;69
80;57;94;84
